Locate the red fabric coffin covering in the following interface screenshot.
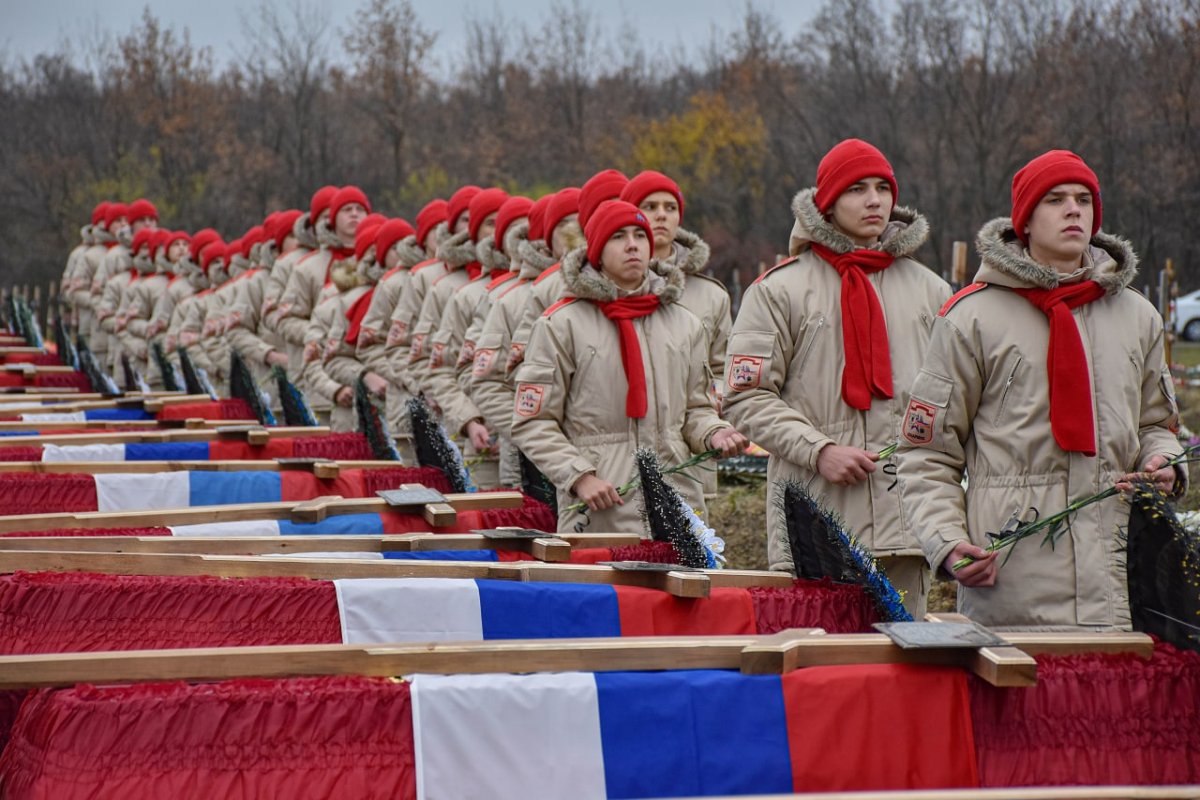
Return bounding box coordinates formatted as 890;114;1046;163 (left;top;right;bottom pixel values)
971;643;1200;786
0;473;97;514
156;398;256;421
0;527;170;538
359;466;452;495
0;571;342;655
749;578;881;634
0;677;416;800
0;374;26;387
32;372;91;390
475;491;556;531
0;447;43;462
291;432;373;460
2;353;62;366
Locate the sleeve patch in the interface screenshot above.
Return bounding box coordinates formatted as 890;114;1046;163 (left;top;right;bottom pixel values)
902;399;938;445
515;383;545;417
727;355;764;392
472;348;496;377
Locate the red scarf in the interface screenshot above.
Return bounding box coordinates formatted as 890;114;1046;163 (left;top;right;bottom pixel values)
487;270;516;290
465;261;483;281
594;295;661;418
1011;280;1106;455
343;287;376;345
810;243;895;410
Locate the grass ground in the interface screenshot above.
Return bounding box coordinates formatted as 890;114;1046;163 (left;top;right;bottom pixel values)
712;370;1200;615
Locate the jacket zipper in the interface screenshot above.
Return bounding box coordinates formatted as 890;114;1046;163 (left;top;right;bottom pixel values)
795;315;826;377
994;356;1022;425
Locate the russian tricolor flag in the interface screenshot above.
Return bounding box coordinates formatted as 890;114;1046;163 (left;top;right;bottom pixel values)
17;409;154;423
410;666;978;798
334;578;756;643
37;438;312;462
90;470;368;511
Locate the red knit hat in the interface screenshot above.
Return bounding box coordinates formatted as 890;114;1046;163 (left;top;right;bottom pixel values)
527;194;554;242
189;228;221;261
199;240;226;274
149;229;172;259
375;218;416;263
309;185;339;223
447;185;483;230
329;186;372;223
272;210;304;248
494;196;534;250
355;218;385;261
226;238;243;262
416;199;449;245
166;229;191;252
241;226;266;259
584;200;653;268
578;170;629;229
467;188;510;242
543;188;582;242
131;228;155;255
127;198;159;223
1010;150;1102;245
103;203;129;230
814;139;898;214
90;202;110;227
620;170;685;224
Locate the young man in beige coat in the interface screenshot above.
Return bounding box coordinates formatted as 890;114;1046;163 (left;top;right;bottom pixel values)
723;139;950;617
897;150;1183;630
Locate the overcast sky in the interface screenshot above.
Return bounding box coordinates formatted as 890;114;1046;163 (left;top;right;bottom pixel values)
3;0;830;75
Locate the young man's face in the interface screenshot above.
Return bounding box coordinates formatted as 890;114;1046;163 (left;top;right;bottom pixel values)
599;225;651;290
475;212;498;244
453;213;470;236
335;203;366;241
167;240;187;263
638;191;680;252
830;177;893;245
131;217;157;233
423;227;440;254
384;244;402;270
1025;182;1094;263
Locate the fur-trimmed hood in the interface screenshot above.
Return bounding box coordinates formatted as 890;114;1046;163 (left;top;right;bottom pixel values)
519;238;556;277
80;225;94;245
395;235;427;268
330;257;362;292
503;220;530;276
94;227;117;245
293;212;318;250
357;253;385;286
315;218;346;250
669;228;711;275
974;217;1137;295
559;246;685;304
133;252;156;275
788;187;929;260
476;237;508;274
436;229;479;268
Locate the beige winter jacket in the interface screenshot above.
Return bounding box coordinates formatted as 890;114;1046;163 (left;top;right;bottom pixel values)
511;249;729;533
896;218;1183;630
722;189;951;572
405;231;479;397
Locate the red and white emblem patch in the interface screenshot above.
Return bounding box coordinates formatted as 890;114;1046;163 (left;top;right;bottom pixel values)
515;383;545;417
727;355;764;392
408;333;426;362
457;339;476;369
903;399;937;445
472;348;496;377
506;342;526;372
386;319;408;347
429;341;445;368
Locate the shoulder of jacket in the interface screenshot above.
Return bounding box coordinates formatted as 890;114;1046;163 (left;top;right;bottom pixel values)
686;272;729;292
542;297;579;318
938;282;990;317
411;258;440;273
534;263;562;284
751;255;801;285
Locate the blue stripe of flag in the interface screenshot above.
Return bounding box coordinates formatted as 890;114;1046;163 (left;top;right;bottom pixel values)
596;670;793;798
475;579;621;640
382;550;500;562
124;441;210;461
85;408;153;421
277;513;386;535
188;471;282;506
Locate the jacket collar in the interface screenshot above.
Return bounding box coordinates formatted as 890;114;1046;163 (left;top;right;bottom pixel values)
560;245;685;303
974;217;1137;295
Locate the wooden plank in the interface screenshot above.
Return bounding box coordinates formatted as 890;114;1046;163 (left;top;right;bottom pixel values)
925;611;1154;660
0;531;642;556
0;636;763;690
0;425;329;447
0;459;401;474
0;550;792;597
0;419;259;430
0;490;524;533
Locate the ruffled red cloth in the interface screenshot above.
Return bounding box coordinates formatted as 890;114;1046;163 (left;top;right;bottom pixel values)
157;399;256;421
0;527;170;538
2;353;62;366
748;579;880;634
0;446;44;462
32;372;92;390
971;642;1200;786
0;677;416;800
0;473;97;515
292;433;374;460
359;466;453;496
476;492;556;531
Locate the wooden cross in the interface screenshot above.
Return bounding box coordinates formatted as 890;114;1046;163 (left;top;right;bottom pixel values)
0;624;1154;690
0;531;645;562
0;458;402;478
0;489;526;532
0;424;330;447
